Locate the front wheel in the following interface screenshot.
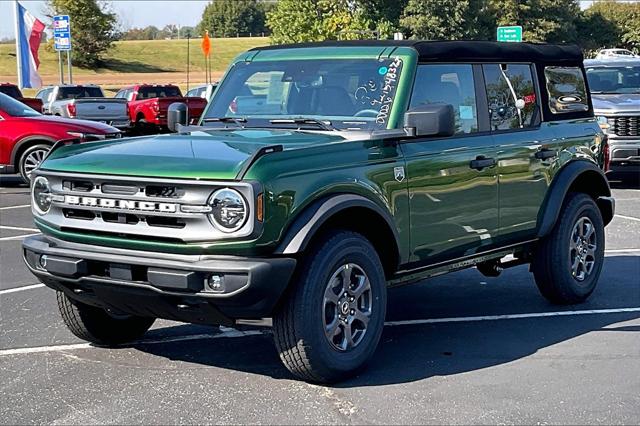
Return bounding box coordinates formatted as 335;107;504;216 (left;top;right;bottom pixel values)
532;193;605;304
57;292;155;346
18;144;50;182
273;230;387;383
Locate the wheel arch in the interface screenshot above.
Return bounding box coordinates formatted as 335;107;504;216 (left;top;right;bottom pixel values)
537;159;614;238
11;135;56;166
275;194;401;278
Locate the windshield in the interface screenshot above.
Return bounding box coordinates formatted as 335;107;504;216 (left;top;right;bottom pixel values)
204;58;404;130
57;86;104;99
586;66;640;94
0;85;22;99
0;92;41;117
138;86;182;99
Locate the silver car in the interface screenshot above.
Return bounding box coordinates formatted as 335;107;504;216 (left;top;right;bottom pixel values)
36;85;130;129
585;59;640;179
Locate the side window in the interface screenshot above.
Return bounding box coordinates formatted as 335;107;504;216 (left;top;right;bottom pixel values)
544;67;588;114
409;64;478;134
483;64;538;131
114;90;124;99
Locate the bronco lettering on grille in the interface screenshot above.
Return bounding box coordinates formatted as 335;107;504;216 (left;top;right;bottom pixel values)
64;195;177;213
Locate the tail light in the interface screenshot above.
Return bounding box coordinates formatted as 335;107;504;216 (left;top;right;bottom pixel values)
66;102;76;117
152;101;160;112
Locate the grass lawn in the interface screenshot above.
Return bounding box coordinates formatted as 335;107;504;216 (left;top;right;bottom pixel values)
0;37;269;94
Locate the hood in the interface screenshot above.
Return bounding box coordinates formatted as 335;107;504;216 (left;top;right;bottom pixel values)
26;115;119;132
592;93;640;114
40;128;346;180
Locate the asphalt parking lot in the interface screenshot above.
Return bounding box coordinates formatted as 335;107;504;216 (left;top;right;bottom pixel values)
0;175;638;424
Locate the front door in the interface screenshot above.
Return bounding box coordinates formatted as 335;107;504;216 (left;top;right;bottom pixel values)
403;64;499;265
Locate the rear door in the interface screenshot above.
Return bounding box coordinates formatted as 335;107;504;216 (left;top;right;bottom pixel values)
402;63;499;265
480;63;557;245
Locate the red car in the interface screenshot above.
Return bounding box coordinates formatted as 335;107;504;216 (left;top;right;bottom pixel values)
115;84;207;134
0;92;121;181
0;83;43;112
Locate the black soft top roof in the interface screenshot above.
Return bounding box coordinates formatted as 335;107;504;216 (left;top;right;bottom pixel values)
252;40;583;64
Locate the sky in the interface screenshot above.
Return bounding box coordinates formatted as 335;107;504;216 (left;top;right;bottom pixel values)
0;0;620;40
0;0;211;39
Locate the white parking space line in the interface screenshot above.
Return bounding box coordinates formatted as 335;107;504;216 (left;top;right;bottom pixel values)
0;233;41;242
605;248;640;254
615;214;640;222
0;284;46;296
1;307;638;357
384;307;640;327
0;225;38;232
0;205;31;211
0;330;265;357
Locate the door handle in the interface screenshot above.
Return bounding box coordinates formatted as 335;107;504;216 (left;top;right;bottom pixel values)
469;156;496;170
535;149;557;160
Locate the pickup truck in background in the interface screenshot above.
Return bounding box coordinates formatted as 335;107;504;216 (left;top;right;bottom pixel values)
115;84;207;134
0;83;43;112
35;85;130;130
185;83;218;101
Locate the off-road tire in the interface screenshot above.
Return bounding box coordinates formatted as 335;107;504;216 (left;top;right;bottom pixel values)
532;192;605;304
18;144;50;182
273;230;387;383
56;291;155;346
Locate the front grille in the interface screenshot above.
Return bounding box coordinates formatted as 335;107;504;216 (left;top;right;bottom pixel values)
37;172;256;243
611;116;639;137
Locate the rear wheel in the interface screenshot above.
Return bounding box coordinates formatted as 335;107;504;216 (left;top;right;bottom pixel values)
18;144;50;182
532;193;605;304
273;230;387;383
56;291;155;346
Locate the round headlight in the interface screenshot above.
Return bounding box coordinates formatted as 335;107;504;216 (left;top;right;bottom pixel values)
32;176;52;215
208;188;248;232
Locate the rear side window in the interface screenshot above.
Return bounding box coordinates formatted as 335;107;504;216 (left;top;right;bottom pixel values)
483;64;538;131
544;67;589;114
409;64;478;134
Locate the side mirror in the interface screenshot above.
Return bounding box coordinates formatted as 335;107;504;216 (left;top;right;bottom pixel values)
167;102;188;133
403;104;455;138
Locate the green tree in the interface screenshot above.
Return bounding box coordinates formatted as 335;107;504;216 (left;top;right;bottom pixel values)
488;0;581;43
46;0;119;67
197;0;268;38
400;0;493;40
267;0;372;44
582;1;640;52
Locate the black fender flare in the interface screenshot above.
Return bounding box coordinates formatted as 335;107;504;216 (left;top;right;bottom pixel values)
11;135;57;165
537;160;614;238
275;193;401;256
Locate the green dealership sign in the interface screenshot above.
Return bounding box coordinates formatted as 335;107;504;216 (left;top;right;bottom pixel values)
497;26;523;42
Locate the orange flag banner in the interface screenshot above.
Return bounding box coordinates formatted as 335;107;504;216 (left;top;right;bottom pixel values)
201;30;211;57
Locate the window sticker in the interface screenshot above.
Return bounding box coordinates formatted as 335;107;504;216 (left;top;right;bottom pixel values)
459;105;474;120
374;57;403;125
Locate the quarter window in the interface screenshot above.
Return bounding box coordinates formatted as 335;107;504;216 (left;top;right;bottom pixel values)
409;64;478;134
483;64;538;131
545;66;589;114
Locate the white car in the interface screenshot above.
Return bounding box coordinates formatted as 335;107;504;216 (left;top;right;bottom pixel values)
185;83;218;101
595;49;639;60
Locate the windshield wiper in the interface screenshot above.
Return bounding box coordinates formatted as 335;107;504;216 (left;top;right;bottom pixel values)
202;117;247;127
269;118;335;131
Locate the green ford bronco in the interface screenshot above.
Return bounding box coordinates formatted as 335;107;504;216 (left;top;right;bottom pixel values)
24;41;614;382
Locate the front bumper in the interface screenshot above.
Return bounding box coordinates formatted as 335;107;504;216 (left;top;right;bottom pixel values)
607;138;640;173
22;235;296;324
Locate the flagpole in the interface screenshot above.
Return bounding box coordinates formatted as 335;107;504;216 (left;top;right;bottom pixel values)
13;0;23;88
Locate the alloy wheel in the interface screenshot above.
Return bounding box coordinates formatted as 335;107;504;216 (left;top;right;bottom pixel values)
323;263;372;351
22;148;49;179
569;216;597;282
